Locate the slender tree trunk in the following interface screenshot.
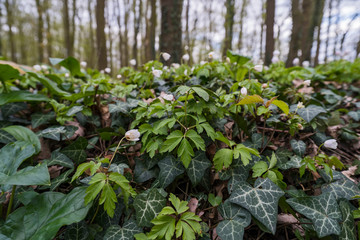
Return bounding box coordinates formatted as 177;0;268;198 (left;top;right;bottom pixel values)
115;0;124;66
124;0;130;66
286;0;302;67
149;0;156;60
332;0;340;59
0;3;3;57
356;38;360;58
5;0;17;62
185;0;190;52
18;17;27;64
259;0;266;60
132;0;141;66
106;0;113;72
70;0;76;57
160;0;184;64
35;0;44;63
222;0;235;57
299;0;315;63
96;0;107;70
237;0;247;50
313;0;325;65
45;0;52;60
324;0;332;63
190;17;198;64
63;0;71;56
264;0;275;66
88;0;95;68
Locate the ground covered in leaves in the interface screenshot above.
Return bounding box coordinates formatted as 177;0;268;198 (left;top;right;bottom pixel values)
0;54;360;240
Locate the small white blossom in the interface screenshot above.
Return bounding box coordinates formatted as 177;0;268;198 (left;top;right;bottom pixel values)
116;74;122;79
297;123;304;130
184;45;189;50
292;57;300;66
324;139;338;149
208;51;215;59
254;65;264;72
262;83;268;88
271;56;279;63
129;59;137;66
226;57;231;63
302;61;310;68
65;73;70;77
172;63;180;69
105;67;111;73
125;129;141;141
184;69;188;75
297;102;305;109
200;61;207;65
182;54;190;61
100;70;104;74
152;68;163;78
240;87;247;96
33;65;42;71
162;52;171;61
41;64;48;70
160;92;174;101
304;80;311;86
273;50;280;56
81;61;87;68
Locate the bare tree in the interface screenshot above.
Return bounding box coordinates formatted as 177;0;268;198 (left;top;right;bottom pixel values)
45;0;53;60
132;0;142;67
222;0;235;57
144;0;156;62
88;0;95;68
5;0;17;62
96;0;107;70
286;0;302;67
314;0;326;65
299;0;315;63
35;0;44;63
324;0;332;63
160;0;183;64
259;0;266;59
264;0;275;65
0;2;3;57
237;0;248;50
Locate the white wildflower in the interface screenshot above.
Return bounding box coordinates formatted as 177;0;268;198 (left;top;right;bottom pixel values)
182;54;190;61
200;61;207;65
105;67;111;73
324;139;338;149
65;73;70;77
292;57;300;66
41;64;48;70
273;50;280;56
129;59;136;66
33;65;42;71
226;57;231;63
208;51;215;59
302;61;310;68
304;80;311;86
116;74;122;79
172;63;180;69
162;52;171;61
271;56;279;63
160;92;174;101
297;102;305;109
81;61;87;68
240;87;247;96
152;68;163;78
125;129;141;141
254;65;264;72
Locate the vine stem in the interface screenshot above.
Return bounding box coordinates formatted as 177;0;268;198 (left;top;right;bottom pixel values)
90;197;101;224
6;185;16;219
109;136;126;166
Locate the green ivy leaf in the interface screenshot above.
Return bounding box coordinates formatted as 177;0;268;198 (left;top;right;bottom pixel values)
61;137;88;164
348;111;360;121
290;139;306;156
252;161;268;178
297;105;326;123
339;200;356;240
134;188;167;227
62;221;89;240
321;179;360;200
186;151;212;186
31;112;56;128
37;126;66;141
213;148;233;171
216;200;251;240
47;150;74;169
103;219;142;240
2;125;41;153
286;193;341;238
158;155;185;188
229;178;284;234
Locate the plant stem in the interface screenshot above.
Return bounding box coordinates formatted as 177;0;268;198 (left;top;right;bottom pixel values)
6;185;16;219
109;136;126;166
90;199;101;224
184;91;190;126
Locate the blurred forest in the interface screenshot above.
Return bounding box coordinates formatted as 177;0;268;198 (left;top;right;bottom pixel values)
0;0;359;72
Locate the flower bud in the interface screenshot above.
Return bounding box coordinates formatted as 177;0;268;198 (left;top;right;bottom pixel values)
324;139;337;149
125;129;141;141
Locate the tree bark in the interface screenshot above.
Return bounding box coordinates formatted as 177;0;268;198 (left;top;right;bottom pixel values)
259;0;266;60
237;0;247;50
160;0;183;64
88;0;95;68
314;0;325;65
35;0;44;63
222;0;235;57
96;0;107;70
264;0;275;66
286;0;302;67
71;0;76;56
123;0;130;66
0;3;3;57
115;0;124;66
5;0;17;62
340;13;359;53
132;0;141;67
63;0;72;57
299;0;315;63
17;16;27;64
45;0;52;60
324;0;332;63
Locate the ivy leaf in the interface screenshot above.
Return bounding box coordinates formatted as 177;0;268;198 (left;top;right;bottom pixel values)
47;150;74;169
0;187;91;240
62;221;89;240
237;95;264;105
37;126;66;141
108;163;129;175
61;137;88;164
297;105;326;123
134;188;167;227
2;125;41;153
339;200;356;240
0;130;16;144
103;219;142;240
159;130;183;153
286;193;341;238
229;178;284;234
216;200;251;240
31;112;56;129
290;139;306;156
48;169;73;191
213;149;233;171
321;179;360;200
158;155;185;188
271;100;289;115
347;111;360;121
134;156;158;183
186;151;212;186
185;129;205;151
1;102;27;118
177;138;194;168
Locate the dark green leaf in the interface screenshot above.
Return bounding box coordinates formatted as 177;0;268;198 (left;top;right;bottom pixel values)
103;219;142;240
0;91;49;105
158;155;185;188
2;125;41;152
186;151;212;186
61;137;88;164
339;200;356;240
47;150;74;169
290;139;306;156
297;105;326;123
31;112;56;128
0;64;20;82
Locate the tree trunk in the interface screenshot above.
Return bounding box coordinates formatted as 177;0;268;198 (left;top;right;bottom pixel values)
299;0;315;63
237;0;247;50
88;0;95;68
123;0;130;66
160;0;184;64
132;0;141;67
286;0;302;67
185;0;190;53
332;0;340;59
45;0;53;60
259;0;266;60
63;0;72;57
0;3;3;57
35;0;44;63
115;0;123;66
5;0;17;62
264;0;275;66
340;13;359;53
106;0;113;72
222;0;235;57
17;16;27;64
71;0;76;57
96;0;107;70
324;0;332;63
314;0;325;65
